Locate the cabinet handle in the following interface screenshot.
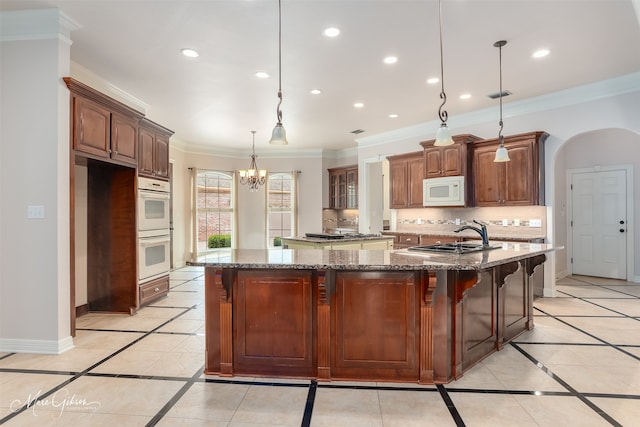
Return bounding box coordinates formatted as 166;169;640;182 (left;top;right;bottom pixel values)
114;150;118;155
154;287;160;292
107;149;112;154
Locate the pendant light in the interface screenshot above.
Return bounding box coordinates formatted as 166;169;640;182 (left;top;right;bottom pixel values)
269;0;288;145
434;0;454;146
493;40;510;162
239;131;267;191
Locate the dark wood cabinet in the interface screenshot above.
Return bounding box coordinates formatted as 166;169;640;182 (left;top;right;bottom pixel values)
139;275;170;306
328;165;357;209
65;77;143;167
470;132;548;206
420;134;481;179
387;151;424;209
138;118;173;180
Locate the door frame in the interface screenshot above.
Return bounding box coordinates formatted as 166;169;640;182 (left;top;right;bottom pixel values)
567;164;635;281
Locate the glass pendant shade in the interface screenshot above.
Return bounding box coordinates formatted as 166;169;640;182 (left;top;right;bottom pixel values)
269;123;288;145
434;123;454;146
494;143;510;162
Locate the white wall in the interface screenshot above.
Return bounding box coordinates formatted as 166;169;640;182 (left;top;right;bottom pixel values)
0;10;74;353
554;128;640;280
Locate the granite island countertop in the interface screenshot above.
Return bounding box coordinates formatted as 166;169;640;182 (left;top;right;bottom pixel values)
281;234;394;243
190;241;558;271
381;230;545;242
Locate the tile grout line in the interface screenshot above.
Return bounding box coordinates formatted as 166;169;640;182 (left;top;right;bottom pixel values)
0;303;199;424
145;365;205;426
301;380;317;427
436;384;466;426
554;289;640;321
533;306;640;362
510;342;623;427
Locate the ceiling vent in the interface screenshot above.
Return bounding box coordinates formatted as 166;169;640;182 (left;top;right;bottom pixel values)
487;90;512;99
350;129;365;134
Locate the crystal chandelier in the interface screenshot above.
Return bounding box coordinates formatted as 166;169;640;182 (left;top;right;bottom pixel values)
239;131;267;191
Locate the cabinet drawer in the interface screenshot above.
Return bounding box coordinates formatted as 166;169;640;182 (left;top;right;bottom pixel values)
396;234;420;248
419;235;459;245
140;275;169;306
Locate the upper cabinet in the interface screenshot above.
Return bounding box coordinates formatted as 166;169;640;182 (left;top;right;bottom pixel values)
328;165;358;209
138;118;173;180
387;151;424;209
470;131;548;206
64;77;143;167
420;134;481;179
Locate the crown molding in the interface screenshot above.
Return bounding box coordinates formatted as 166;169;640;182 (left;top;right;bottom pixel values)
355;72;640;149
0;9;81;45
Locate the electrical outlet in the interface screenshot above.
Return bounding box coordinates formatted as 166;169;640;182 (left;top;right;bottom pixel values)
455;218;461;226
502;219;509;226
416;218;423;224
513;219;520;226
529;218;542;228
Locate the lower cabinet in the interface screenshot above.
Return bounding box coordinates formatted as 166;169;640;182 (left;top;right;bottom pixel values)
139;275;170;306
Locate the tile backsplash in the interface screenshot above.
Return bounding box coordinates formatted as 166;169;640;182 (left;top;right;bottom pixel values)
393;206;547;240
323;209;359;234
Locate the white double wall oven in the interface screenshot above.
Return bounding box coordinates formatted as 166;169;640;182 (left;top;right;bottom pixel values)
138;177;171;283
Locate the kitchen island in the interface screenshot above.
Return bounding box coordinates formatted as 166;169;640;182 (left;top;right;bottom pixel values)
194;242;553;384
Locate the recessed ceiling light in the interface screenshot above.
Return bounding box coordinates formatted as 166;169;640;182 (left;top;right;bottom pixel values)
388;114;399;118
310;89;322;95
354;102;364;108
383;56;398;64
255;72;270;79
427;77;439;85
323;27;340;37
532;48;550;58
459;93;472;100
181;48;199;58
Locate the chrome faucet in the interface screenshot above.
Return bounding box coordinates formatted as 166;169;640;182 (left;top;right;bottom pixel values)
454;220;489;247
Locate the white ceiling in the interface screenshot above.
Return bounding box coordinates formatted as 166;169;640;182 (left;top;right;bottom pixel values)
2;0;640;152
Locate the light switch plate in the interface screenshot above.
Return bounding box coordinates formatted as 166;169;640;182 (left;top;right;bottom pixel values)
513;219;520;226
27;205;45;219
529;218;542;227
502;219;509;226
455;218;461;226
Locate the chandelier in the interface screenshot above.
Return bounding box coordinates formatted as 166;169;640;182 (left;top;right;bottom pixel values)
239;131;267;191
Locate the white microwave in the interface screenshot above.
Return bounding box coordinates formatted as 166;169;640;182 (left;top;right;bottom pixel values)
423;176;465;207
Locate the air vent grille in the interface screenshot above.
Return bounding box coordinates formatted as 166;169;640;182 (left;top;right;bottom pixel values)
350;129;365;134
487;90;511;99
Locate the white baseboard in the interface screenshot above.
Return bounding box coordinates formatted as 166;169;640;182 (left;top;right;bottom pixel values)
0;336;74;354
634;275;640;283
556;270;569;280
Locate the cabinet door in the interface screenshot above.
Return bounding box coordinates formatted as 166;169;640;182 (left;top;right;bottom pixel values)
473;145;502;206
407;156;424;208
389;161;409;208
346;168;358;208
442;145;463;176
503;142;534;205
424;148;443;178
111;113;138;165
138;128;155;178
74;96;110;158
154;134;170;180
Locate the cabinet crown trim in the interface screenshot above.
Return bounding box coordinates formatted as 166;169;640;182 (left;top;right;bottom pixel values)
63;77;144;119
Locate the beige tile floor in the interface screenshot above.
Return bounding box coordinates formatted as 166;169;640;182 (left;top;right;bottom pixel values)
0;270;638;426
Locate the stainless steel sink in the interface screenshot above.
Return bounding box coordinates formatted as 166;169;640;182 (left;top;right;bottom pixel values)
407;242;502;254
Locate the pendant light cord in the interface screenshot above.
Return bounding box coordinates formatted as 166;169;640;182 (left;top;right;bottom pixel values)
495;40;506;145
276;0;283;125
437;0;448;124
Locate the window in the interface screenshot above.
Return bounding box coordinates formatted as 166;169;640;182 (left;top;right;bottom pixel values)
195;170;233;256
267;172;296;247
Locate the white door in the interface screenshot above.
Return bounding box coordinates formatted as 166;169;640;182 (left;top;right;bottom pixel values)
571;169;627;279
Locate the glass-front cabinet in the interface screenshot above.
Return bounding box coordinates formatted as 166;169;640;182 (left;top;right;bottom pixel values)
328;165;358;209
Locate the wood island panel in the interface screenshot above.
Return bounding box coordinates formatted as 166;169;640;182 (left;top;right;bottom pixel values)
332;271;419;382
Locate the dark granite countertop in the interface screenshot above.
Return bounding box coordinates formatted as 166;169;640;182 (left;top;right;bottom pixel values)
189;241;559;271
